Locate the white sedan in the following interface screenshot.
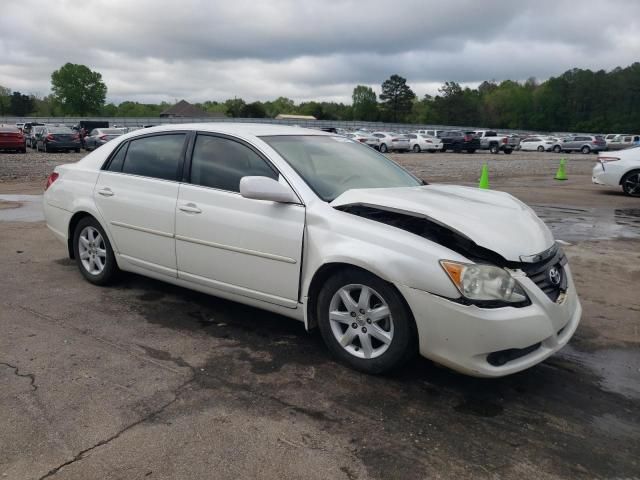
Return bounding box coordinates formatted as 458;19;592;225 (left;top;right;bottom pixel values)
519;136;555;152
43;124;581;377
592;146;640;196
406;133;442;153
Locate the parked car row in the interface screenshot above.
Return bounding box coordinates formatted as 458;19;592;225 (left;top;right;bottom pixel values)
518;135;607;154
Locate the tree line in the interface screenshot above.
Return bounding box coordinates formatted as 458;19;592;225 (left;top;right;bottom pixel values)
2;62;640;132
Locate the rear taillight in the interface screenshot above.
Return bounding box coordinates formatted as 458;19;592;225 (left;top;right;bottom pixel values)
99;134;107;140
425;140;432;144
502;138;508;144
46;134;55;141
45;172;59;191
72;134;80;140
359;138;366;142
599;157;620;163
392;138;399;141
464;135;472;141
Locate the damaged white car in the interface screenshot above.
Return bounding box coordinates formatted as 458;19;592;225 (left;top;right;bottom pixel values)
43;124;582;377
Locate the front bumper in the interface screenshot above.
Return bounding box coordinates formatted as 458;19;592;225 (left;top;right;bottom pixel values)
398;265;581;377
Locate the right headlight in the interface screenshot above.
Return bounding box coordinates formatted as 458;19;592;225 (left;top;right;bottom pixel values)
440;260;528;304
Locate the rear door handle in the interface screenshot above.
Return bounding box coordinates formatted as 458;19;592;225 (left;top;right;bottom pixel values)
98;188;114;197
179;203;202;214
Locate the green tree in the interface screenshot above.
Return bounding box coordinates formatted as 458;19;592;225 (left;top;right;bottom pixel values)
51;63;107;115
263;97;296;118
9;91;35;116
224;98;246;117
0;85;10;116
352;85;378;121
379;75;415;122
241;101;267;118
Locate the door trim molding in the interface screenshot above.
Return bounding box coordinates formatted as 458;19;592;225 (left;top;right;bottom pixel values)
175;234;297;264
111;221;174;238
179;270;298;309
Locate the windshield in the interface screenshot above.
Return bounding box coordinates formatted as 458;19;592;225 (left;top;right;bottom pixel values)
261;135;422;202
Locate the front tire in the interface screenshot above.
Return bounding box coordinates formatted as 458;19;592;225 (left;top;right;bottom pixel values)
316;268;417;374
581;145;591;154
413;144;421;153
73;217;119;285
489;144;499;154
466;149;476;153
622;170;640;197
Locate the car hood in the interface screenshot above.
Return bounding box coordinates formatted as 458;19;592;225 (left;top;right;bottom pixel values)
330;185;554;261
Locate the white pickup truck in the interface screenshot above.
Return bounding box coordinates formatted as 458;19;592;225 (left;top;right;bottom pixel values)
474;130;518;154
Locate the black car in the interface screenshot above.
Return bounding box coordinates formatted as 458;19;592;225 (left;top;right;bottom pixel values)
438;131;481;153
84;128;125;151
36;126;81;153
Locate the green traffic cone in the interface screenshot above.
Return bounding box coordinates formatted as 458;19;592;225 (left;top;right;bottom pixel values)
554;158;568;181
478;163;490;189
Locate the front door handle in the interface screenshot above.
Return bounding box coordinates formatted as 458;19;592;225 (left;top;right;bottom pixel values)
98;188;114;197
179;203;202;214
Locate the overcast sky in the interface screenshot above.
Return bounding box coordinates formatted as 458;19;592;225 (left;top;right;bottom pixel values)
1;0;639;105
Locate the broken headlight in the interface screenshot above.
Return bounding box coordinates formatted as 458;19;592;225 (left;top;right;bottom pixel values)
440;261;528;304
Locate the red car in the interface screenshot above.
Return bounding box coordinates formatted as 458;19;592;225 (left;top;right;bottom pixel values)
0;125;26;153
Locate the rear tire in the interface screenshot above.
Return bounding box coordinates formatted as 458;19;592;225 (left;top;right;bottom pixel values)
73;217;119;286
503;148;512;155
380;144;388;153
316;268;417;374
467;149;476;154
621;170;640;197
537;146;544;152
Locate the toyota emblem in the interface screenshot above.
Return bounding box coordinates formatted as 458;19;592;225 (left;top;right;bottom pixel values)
548;266;562;286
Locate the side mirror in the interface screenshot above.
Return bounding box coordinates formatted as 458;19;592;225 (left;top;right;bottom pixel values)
240;176;298;204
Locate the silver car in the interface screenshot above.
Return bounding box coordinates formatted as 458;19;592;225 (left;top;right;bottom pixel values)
607;134;640;151
558;135;606;154
371;132;410;153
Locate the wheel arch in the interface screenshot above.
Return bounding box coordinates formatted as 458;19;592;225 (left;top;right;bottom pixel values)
620;168;640;185
304;261;415;332
67;210;115;259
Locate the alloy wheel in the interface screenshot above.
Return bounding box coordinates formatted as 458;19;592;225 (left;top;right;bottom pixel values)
623;172;640;196
328;284;394;359
78;226;107;275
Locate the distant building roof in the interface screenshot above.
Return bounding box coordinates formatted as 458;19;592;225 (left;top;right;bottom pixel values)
275;114;317;120
159;100;224;118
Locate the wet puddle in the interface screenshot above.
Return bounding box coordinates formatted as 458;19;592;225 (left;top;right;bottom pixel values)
556;344;640;400
0;195;44;222
532;204;640;242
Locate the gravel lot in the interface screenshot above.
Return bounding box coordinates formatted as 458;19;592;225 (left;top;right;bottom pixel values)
1;146;639;479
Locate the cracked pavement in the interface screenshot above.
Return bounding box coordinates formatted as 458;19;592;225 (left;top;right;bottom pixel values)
1;163;639;479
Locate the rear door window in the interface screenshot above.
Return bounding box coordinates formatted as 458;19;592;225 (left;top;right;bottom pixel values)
121;134;186;181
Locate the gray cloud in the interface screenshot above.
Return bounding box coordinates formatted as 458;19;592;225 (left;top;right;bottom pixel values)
1;0;639;104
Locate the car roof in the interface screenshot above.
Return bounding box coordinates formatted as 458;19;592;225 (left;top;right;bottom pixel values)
128;122;330;138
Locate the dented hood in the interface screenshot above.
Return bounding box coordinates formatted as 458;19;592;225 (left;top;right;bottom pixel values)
330;185;554;261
